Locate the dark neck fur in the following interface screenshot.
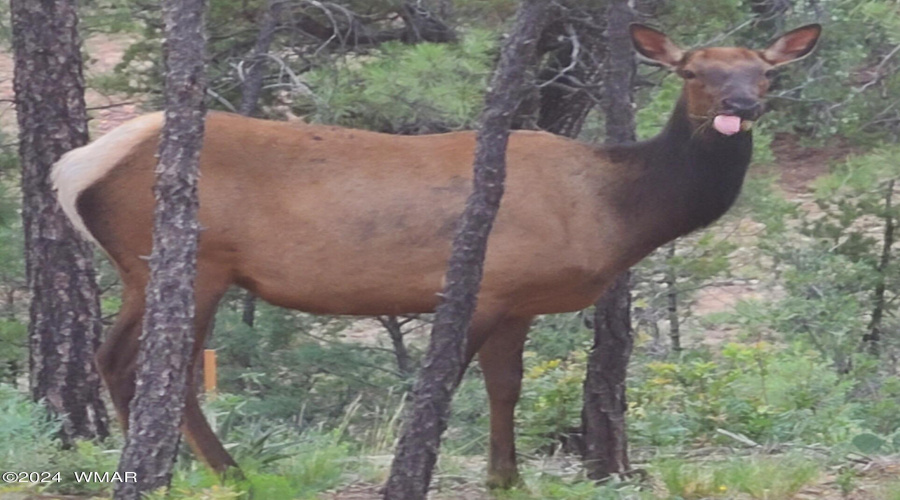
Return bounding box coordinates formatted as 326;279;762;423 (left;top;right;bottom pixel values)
603;96;753;254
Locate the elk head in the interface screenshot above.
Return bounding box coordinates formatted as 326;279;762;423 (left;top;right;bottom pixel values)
630;23;822;136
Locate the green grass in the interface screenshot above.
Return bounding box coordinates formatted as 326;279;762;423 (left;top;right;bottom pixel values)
494;474;650;500
0;378;891;500
655;453;821;499
879;480;900;500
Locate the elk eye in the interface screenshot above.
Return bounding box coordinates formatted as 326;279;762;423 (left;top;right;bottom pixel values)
680;69;697;79
765;69;777;78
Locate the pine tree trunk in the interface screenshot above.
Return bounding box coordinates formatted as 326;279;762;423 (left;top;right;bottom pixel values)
665;242;681;352
863;179;895;356
379;315;414;378
582;0;636;481
236;0;283;325
113;0;207;497
583;273;633;477
11;0;109;445
241;291;256;327
382;2;549;498
238;0;282;117
519;5;606;459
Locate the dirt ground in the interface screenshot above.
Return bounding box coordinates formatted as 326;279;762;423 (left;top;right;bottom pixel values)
317;456;900;499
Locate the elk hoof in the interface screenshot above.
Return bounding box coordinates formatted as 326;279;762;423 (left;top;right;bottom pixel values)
486;469;522;490
219;466;246;482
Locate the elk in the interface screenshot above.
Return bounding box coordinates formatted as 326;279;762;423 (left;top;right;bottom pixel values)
52;24;820;488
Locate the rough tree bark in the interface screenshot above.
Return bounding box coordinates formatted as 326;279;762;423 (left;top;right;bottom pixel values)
665;242;681;352
241;291;257;327
582;0;636;481
378;315;414;378
382;1;549;498
237;0;284;326
113;0;208;497
11;0;109;445
863;179;895;356
238;0;283;117
517;4;606;457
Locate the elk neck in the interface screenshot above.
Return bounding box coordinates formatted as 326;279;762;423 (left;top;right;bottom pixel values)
599;93;753;257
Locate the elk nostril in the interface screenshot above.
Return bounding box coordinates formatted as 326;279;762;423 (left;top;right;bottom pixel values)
722;97;760;112
721;97;762;119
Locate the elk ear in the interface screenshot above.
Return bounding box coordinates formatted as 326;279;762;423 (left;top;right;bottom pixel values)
761;24;822;66
630;24;684;68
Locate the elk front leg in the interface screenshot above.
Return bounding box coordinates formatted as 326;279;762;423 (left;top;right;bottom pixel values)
477;315;533;489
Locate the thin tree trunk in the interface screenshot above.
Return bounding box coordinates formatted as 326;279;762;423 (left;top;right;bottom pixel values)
600;1;636;146
113;0;207;496
379;315;413;378
863;179;894;356
583;273;633;477
383;2;549;498
12;0;109;445
513;8;606;458
241;291;256;327
665;242;681;352
582;0;636;481
237;0;283;324
238;0;282;117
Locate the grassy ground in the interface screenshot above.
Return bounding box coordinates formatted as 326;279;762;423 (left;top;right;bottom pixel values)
2;448;898;499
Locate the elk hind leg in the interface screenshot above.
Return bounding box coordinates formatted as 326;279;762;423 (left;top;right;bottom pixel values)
95;285;145;432
179;272;236;473
96;270;237;473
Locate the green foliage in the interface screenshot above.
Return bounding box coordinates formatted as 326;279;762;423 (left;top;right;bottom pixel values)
0;0;10;46
453;0;519;25
0;385;124;495
635;75;682;141
0;320;26;384
851;432;889;454
160;427;351;499
210;299;411;447
80;0;146;34
880;480;900;500
518;353;586;453
445;371;490;454
299;30;495;132
0;385;60;472
655;454;820;500
744;147;900;372
629;343;861;446
495;474;649;499
855;374;900;435
50;440;122;495
0;173;26;385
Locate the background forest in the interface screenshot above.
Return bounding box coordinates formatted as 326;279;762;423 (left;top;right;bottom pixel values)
2;0;900;498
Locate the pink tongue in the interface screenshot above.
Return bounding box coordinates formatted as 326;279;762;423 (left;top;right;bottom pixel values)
713;115;742;136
